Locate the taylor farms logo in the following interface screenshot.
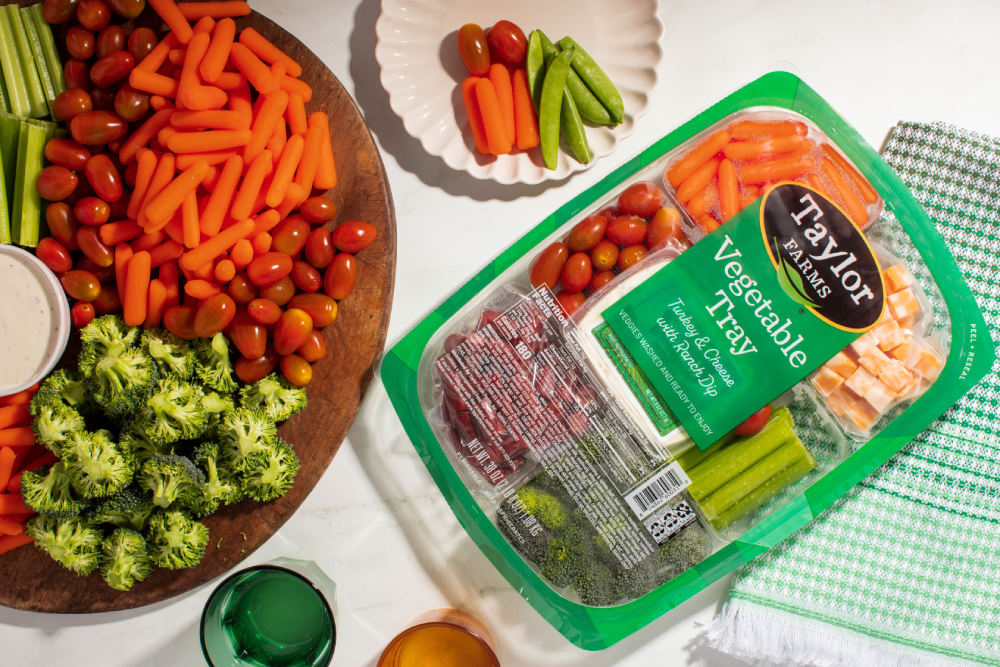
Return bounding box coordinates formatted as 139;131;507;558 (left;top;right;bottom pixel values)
760;183;885;332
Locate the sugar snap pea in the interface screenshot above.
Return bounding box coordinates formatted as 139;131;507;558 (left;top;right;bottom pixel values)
539;48;573;170
526;30;545;112
536;31;612;125
558;36;624;125
560;88;591;164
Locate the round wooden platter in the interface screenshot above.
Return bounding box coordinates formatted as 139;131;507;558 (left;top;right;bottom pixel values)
0;1;396;612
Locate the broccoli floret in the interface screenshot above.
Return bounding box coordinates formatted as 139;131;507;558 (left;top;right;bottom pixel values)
539;521;595;588
79;314;140;350
26;515;104;576
100;528;153;591
137;455;205;509
189;443;243;517
61;431;134;499
240;374;307;422
142;329;196;380
200;392;235;440
119;419;174;466
497;479;573;563
240;437;299;502
574;560;622;607
193;333;237;393
30;396;86;455
218;408;276;471
34;369;96;417
146;509;209;569
138;377;206;444
79;316;157;419
85;485;156;532
21;463;90;517
513;484;570;532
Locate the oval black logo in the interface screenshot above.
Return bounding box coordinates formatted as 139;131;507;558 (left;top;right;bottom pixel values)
760;183;885;332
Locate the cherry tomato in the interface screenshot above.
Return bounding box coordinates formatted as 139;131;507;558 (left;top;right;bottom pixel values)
287;293;337;327
64;60;93;92
589;269;615;293
35;166;79;201
105;0;144;19
71;301;96;328
75;225;114;267
47;203;80;251
52;88;93;121
227;312;266;358
589;239;619;271
457;23;490;76
45;138;91;171
64;178;94;208
567;215;608;252
77;0;110;30
606;215;648;247
92;284;122;314
70;110;128;146
43;0;82;24
66;26;95;60
297;329;327;363
228;272;259;304
618;182;666;218
248;298;282;324
76;255;115;283
734;404;772;436
163;305;197;340
113;84;149;122
194;293;236;338
617;244;648;271
128;27;157;62
124;161;138;187
235;345;280;382
74;196;111;225
108;189;131;220
96;25;125;59
597;205;620;221
60;270;101;301
555;289;587;316
271;215;310;255
487;20;528;64
290;261;321;293
646;207;687;249
529;242;569;290
82;154;122;204
90;86;117;112
247;252;293;287
274;308;313;356
304;227;334;269
560;252;593;293
280;353;312;386
299;196;337;223
90;51;134;88
259;276;295;306
323;253;357;300
36;238;73;273
331;220;376;253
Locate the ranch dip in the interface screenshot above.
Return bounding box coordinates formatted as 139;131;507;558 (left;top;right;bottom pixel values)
0;252;61;392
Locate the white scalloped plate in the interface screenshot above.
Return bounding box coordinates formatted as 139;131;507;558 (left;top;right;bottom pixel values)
375;0;662;184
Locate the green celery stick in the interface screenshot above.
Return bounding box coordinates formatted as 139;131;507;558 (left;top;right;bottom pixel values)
535;30;611;125
12;120;45;246
21;6;58;119
558;36;624;125
0;9;30;118
709;453;817;530
0;113;19;205
4;6;47;119
0;61;9;114
676;431;737;472
686;407;795;501
560;88;590;163
699;438;806;520
26;5;64;98
0;150;9;244
538;48;573;170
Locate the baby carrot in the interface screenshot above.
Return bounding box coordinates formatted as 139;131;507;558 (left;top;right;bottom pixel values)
511;69;539;150
718;158;740;223
806;172;829;198
148;0;193;44
130;229;167;253
145;160;211;229
461;77;489;154
163;212;185;244
667;130;730;188
114;242;133;303
201;154;243;235
244;90;288;163
740;184;760;210
213;72;246;91
168;48;187;66
157;125;182;147
199;17;234;83
229;82;253;128
181;191;200;248
120;109;174;165
676;156;721;203
251;209;281;237
181;218;254;270
286;93;307;137
820;144;878;204
138;153;176;227
137;32;180;72
129;69;180;98
0;493;31;514
177;150;238;169
0;427;34;447
280;76;312;103
191;15;215;36
475;78;511;155
124;250;152;326
488;63;515;146
294;125;323;192
729;119;808;140
167;129;252;153
100;220;143;246
239;27;303;78
0;392;31;406
159;261;180;309
202;165;220;192
821;159;868;228
738;154;815;185
192;256;215;281
214;259;236;283
229;42;276;94
266;133;304;207
276;182;307;219
252;232;271;254
309;113;337;190
230;239;253;269
687;184;713;218
231;150;273;221
185;279;222;299
171;110;246;130
0;532;32;555
699;215;720;233
270;61;286;95
722;135;811;161
267;118;287;164
0;515;23;536
0;447;15;495
150;95;175;111
178;1;250;19
0;405;30;430
145;278;167;329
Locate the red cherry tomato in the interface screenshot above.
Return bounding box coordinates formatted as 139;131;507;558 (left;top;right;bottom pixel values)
290;260;322;293
76;0;110;30
228;272;259;304
646;207;687;249
228;312;266;359
64;60;93;92
560;252;593;293
247;252;293;287
247;298;282;325
60;270;101;301
597;205;620;221
529;242;569;290
92;284;122;314
52;88;93;121
90;86;116;112
74;196;111;225
66;26;95;60
618;182;666;218
44;0;82;23
566;215;608;252
606;215;648;247
95;25;125;59
114;84;149;122
588;269;615;293
127;27;158;63
76;255;116;283
280;353;312;386
235;345;280;383
589;239;619;271
84;154;123;203
70;110;128;146
271;215;310;255
90;51;134;88
46;202;80;251
486;20;528;64
323;253;357;300
287;293;337;327
304;227;334;269
45;138;91;171
105;0;144;20
163;305;197;340
734;404;772;436
71;301;96;328
617;244;648;271
75;226;113;267
35;166;79;201
331;220;376;253
274;308;313;356
299;196;337;223
555;289;587;316
36;238;73;273
259;276;296;306
297;329;327;363
457;23;490;76
194;293;236;338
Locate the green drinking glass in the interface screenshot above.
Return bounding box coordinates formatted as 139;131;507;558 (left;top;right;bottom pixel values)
201;558;337;667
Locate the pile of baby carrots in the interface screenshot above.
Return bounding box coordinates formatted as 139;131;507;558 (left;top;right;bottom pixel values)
0;386;51;556
665;118;879;232
463;65;539;155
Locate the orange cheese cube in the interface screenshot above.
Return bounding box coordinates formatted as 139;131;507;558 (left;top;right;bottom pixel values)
859;346;891;376
874;319;905;351
845;366;877;396
850;330;880;357
845;399;880;431
897;375;924;400
826;350;859;378
884;264;915;294
887;337;914;363
896;314;916;331
864;379;895;412
912;344;943;381
879;359;912;393
811;366;845;396
888;288;920;320
826;385;857;416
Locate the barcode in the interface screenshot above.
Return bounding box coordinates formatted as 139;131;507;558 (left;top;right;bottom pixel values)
624;462;691;519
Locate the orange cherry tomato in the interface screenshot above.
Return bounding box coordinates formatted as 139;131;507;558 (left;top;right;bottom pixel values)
617;181;666;218
606;215;648;247
646;207;687;249
47;203;80;251
247;298;282;325
566;215;608;252
617;244;648;271
36;238;73;273
84;153;122;203
287;293;337;327
274;308;313;356
75;226;113;267
589;239;619;271
235;345;280;383
71;301;96;328
299;196;337;223
555;289;587;316
559;252;592;293
297;329;327;363
271;215;310;255
529;242;569;290
588;269;615;293
304;227;334;269
457;23;490;76
229;312;267;359
45;138;91;171
247;252;294;287
290;260;322;293
228;272;259;304
52;88;93;121
194;293;236;338
323;253;356;300
163;305;198;340
332;221;376;253
60;270;101;301
280;353;312;386
35;166;78;201
259;275;295;306
92;284;122;314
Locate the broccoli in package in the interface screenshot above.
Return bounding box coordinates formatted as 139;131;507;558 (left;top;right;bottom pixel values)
382;72;994;650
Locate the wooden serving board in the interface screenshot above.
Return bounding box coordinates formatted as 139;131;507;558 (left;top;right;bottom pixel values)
0;1;396;612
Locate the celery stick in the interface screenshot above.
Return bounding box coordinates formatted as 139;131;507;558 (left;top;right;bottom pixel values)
21;7;58;119
0;113;19;209
699;439;805;521
0;9;30;118
0;154;9;244
26;5;64;98
686;407;795;501
0;64;9;115
5;6;47;119
11;121;45;246
709;453;817;530
676;431;736;472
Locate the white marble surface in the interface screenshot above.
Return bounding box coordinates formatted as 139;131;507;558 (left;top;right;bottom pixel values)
5;0;1000;664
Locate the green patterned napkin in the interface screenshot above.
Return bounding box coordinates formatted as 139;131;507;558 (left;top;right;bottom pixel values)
705;122;1000;667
